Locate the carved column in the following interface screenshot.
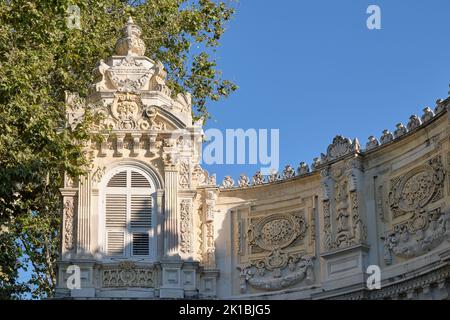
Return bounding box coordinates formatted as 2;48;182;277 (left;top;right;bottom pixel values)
61;174;78;259
199;188;220;298
163;138;180;257
345;156;367;246
202;189;218;269
320;167;333;251
76;173;91;255
156;189;164;260
164;166;179;257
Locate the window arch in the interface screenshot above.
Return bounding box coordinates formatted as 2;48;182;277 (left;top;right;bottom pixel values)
102;167;156;260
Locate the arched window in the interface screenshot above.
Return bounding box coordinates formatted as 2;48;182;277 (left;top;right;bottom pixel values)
103;167;156;259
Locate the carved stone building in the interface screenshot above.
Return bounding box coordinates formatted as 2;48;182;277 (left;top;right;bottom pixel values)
56;18;450;299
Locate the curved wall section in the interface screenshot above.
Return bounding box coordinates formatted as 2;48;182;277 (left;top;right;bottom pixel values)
214;107;450;299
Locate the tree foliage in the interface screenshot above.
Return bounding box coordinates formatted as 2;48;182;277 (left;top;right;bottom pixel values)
0;0;236;299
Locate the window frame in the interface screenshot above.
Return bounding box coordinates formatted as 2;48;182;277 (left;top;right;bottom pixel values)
100;165;157;261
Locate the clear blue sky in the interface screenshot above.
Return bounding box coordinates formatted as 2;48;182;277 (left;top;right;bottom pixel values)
203;0;450;183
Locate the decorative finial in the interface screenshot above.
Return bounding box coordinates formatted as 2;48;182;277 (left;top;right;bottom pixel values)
115;17;146;56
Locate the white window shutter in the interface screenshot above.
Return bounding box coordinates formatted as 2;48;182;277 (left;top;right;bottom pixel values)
107;171;127;187
106;231;125;256
105;194;127;228
104;168;154;259
132;233;150;256
131;171;151;188
130;195;152;228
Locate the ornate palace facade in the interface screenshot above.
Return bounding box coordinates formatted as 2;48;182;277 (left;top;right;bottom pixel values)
56;18;450;299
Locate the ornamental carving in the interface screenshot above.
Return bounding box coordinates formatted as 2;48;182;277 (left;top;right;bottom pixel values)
222;176;234;188
179;160;190;189
248;213;307;251
380;129;393;145
384;208;450;263
238;174;250;187
102;261;155;288
321;161;367;251
193;165;216;187
407;115;422;131
64;199;75;251
252;171;265;185
394;123;408;138
282;165;295;179
114;17;146;57
110;93;140;130
366;136;379;150
239;254;314;292
180;200;193;254
92;92;169;131
200;190;219;269
297;162;310;175
238;210;312;292
389;156;445;218
323;135;360;162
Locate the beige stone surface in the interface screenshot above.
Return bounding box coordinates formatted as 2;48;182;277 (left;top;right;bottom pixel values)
56;18;450;300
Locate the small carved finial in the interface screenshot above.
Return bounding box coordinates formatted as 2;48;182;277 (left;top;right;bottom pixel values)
407;115;422;131
421;106;435;123
222;176;234;188
267;170;280;183
238;174;250;188
366;136;379;151
282;164;295;179
380;129;393;145
297;162;310;175
394;123;408;138
311;157;321;171
252;171;265;185
435;99;445;114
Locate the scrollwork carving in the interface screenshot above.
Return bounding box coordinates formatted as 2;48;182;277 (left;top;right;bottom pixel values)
323;135;360;162
384;208;450;263
389;156;445;218
64;199;75;251
180;200;193;254
239;254;314;291
249;212;307;252
102;262;155;288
